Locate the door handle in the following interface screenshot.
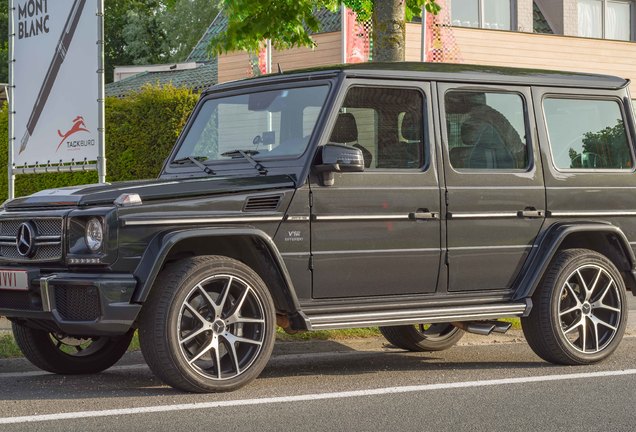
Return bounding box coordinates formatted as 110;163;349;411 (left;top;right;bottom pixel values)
410;209;439;220
518;208;544;218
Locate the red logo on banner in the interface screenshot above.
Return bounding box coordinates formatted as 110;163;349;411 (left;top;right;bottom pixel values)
56;115;90;151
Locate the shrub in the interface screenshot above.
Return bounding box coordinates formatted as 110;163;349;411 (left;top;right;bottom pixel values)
0;84;199;202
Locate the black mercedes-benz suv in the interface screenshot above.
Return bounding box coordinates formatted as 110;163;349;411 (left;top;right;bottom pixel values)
0;63;634;392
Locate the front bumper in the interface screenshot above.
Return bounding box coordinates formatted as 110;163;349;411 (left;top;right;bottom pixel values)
0;272;141;336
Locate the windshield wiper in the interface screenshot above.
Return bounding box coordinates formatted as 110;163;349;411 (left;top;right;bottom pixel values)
171;156;216;175
221;150;268;175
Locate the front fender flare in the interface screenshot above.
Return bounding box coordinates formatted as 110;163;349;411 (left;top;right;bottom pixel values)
131;227;302;314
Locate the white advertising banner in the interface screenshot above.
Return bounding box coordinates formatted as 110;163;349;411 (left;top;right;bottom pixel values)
12;0;99;167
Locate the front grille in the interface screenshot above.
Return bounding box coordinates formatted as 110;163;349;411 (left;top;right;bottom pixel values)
0;218;63;262
0;290;41;311
54;286;100;321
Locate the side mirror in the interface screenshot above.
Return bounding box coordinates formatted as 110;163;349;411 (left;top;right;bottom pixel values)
314;143;364;186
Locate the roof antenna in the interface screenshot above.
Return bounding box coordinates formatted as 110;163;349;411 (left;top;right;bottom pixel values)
277;63;283;74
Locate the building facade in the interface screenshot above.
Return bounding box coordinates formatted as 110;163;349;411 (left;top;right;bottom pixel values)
216;0;636;96
108;1;636;99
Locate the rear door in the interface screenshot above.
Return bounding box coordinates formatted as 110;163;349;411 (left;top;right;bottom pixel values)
309;80;442;299
438;84;545;293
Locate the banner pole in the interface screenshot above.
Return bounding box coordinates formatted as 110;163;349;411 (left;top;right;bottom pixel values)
341;5;347;64
421;7;427;62
8;0;15;200
97;0;106;184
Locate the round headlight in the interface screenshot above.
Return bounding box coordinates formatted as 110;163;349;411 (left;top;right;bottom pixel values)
85;218;103;252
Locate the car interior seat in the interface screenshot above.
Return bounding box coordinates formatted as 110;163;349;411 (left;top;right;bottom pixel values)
329;112;372;168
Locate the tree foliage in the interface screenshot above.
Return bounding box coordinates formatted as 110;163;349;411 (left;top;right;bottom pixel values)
105;0;219;82
161;0;222;63
209;0;440;55
0;1;8;83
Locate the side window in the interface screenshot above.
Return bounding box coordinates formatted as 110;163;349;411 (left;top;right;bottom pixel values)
328;87;425;169
445;90;529;170
544;98;632;170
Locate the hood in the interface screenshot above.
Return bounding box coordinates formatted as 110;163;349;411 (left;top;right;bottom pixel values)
4;175;296;210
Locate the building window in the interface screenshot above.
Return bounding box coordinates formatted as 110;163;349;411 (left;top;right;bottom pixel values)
578;0;632;41
450;0;513;30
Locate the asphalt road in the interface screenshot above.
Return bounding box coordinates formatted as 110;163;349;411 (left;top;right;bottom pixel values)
0;296;634;432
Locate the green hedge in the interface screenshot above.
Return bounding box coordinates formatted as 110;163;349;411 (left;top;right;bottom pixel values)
0;84;199;202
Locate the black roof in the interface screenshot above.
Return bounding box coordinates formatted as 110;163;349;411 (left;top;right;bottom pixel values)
209;62;628;92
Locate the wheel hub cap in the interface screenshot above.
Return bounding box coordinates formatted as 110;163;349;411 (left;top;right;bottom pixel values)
581;303;591;315
212;320;225;334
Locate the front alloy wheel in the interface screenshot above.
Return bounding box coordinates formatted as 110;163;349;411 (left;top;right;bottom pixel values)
140;256;276;393
176;274;266;381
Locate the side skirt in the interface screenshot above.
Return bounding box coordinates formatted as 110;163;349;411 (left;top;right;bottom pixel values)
304;303;527;330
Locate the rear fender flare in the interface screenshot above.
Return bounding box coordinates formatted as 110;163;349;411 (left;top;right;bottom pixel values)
513;222;636;303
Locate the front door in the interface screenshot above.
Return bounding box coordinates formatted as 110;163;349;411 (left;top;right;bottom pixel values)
438;84;545;292
310;82;442;299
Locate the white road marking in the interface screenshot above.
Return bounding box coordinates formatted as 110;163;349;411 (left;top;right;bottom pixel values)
0;363;148;379
1;369;635;424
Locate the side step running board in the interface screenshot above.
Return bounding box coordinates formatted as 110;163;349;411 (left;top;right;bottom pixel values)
304;303;527;331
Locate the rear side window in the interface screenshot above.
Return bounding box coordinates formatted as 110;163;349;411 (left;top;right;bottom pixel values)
445;91;529;170
544;98;632;170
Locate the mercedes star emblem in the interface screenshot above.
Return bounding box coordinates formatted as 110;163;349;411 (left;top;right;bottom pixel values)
16;222;36;258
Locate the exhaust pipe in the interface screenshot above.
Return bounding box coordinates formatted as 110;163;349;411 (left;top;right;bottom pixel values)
485;320;512;334
451;321;495;336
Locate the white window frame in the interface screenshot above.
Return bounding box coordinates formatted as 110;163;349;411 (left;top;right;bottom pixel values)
578;0;634;41
450;0;516;31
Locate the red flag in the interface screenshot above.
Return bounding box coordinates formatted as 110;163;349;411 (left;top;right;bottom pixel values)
344;8;370;63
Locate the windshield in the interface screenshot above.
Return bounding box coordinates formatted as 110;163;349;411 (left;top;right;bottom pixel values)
173;85;330;163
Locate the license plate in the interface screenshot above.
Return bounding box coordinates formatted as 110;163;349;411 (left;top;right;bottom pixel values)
0;269;29;291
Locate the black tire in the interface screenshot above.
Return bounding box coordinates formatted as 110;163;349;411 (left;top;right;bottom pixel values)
12;322;134;374
139;255;276;393
379;323;464;352
522;248;628;365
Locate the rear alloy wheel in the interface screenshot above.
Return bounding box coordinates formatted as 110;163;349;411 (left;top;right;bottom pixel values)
522;249;628;365
12;322;133;374
139;256;276;393
379;323;464;352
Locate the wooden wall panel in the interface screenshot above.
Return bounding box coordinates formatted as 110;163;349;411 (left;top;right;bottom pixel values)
405;23;423;62
272;32;342;71
220;25;636;92
440;26;636;85
217;51;253;83
217;33;343;83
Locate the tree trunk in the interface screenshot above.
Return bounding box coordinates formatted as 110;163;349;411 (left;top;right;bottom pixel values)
372;0;406;62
